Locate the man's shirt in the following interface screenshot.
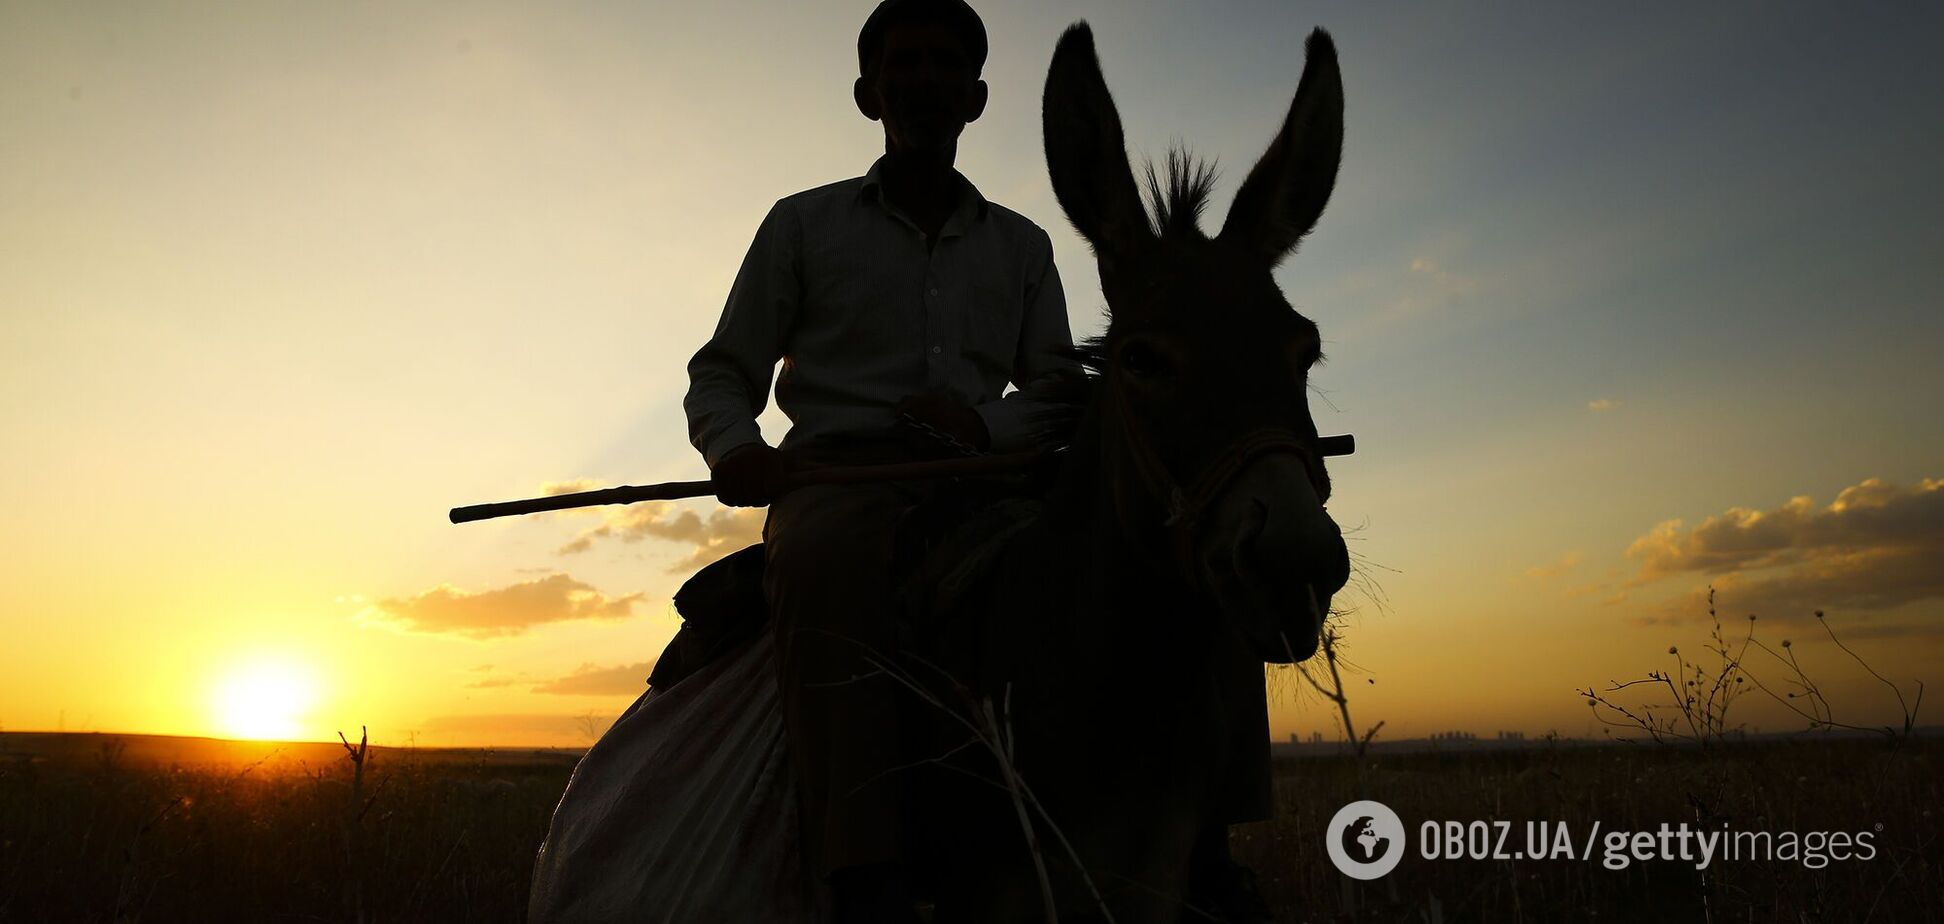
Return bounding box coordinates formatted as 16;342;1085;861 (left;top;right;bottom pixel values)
684;156;1076;468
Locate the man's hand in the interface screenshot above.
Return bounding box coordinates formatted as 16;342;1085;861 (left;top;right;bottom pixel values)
895;391;991;454
710;443;793;507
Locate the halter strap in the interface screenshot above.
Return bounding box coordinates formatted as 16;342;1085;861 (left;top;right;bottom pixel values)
1104;382;1331;578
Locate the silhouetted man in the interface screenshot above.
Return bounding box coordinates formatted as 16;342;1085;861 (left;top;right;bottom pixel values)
683;1;1073;919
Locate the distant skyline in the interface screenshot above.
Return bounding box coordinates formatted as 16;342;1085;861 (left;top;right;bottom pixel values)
3;1;1939;747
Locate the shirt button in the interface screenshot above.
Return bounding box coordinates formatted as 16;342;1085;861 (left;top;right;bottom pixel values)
931;345;942;354
928;288;938;296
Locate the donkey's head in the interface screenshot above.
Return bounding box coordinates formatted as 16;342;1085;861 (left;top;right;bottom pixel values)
1045;23;1350;661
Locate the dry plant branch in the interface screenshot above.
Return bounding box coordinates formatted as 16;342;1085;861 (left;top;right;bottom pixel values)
1290;588;1384;761
336;726;371;924
1578;589;1924;747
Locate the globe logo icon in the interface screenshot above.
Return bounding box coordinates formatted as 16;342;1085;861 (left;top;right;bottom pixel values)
1326;800;1406;879
1342;815;1388;863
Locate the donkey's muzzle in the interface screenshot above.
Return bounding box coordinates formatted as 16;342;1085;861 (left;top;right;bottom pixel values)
1198;456;1350;662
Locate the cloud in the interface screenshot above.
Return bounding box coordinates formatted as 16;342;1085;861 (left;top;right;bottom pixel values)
557;500;764;572
358;573;646;639
1524;550;1583;579
530;662;655;696
1586;398;1622;412
1624;477;1944;622
1320;247;1486;345
1409;257;1471;291
542;478;606;497
1694;551;1944;623
464;663;523;687
465;676;522;689
1371;256;1481;330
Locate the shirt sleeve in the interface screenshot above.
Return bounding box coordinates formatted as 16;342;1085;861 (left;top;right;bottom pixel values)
684;200;799;469
974;227;1079;452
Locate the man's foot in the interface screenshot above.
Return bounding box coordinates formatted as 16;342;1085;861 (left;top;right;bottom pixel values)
831;860;923;924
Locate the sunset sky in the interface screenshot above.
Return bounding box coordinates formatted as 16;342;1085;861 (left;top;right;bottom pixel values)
4;1;1939;748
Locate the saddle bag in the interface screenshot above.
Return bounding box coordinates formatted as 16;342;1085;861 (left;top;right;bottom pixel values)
647;542;770;691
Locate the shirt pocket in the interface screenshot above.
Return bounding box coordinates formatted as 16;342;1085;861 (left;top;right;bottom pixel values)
963;280;1024;381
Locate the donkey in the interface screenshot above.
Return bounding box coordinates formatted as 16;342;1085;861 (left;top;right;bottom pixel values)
899;20;1350;924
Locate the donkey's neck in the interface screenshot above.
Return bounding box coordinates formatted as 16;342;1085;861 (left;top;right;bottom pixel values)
1040;388;1204;644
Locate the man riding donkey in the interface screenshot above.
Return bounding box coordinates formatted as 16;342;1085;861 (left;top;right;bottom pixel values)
684;2;1277;920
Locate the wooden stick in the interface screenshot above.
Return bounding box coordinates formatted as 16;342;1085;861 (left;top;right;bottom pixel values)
447;433;1352;525
446;450;1053;524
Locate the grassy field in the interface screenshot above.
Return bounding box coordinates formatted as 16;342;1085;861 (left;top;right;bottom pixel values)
1;731;1936;921
0;733;577;922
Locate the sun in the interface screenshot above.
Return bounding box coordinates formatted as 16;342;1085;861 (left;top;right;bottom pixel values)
212;658;318;741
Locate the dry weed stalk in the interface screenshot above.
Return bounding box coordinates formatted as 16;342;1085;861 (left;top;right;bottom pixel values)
1578;588;1925;746
809;629;1116;923
1290;588;1384;760
336;726;375;923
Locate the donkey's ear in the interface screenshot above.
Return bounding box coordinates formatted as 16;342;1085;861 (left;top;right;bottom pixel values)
1043;23;1151;260
1218;28;1343;267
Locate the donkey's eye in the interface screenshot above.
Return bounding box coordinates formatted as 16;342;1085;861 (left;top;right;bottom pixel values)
1120;341;1171;378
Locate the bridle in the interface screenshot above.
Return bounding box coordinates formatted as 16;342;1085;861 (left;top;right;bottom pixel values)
1102;373;1353;577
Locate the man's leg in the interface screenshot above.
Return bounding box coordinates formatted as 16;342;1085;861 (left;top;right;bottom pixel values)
763;482;919;916
1186;634;1277;921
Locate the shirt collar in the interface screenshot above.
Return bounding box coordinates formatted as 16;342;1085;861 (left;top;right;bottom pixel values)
859;155;990;233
